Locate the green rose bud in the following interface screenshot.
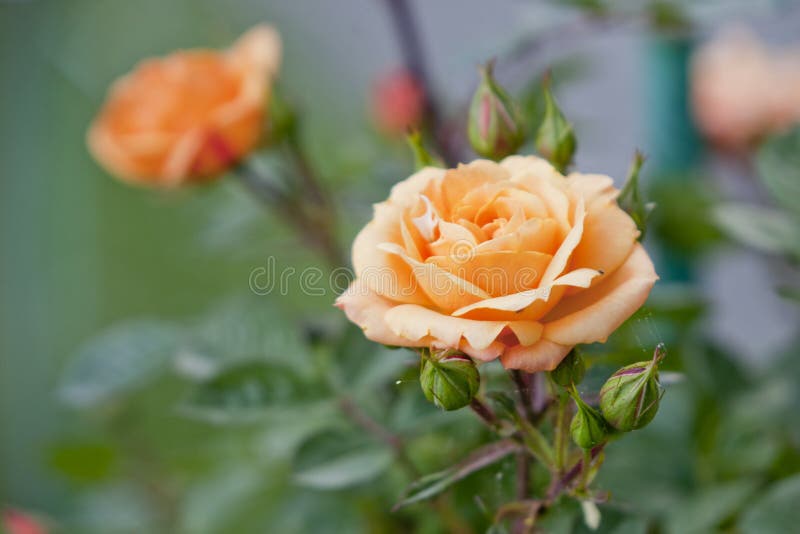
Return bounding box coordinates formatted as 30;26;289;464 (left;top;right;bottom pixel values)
467;60;524;160
535;76;576;173
570;391;610;449
419;349;480;411
599;344;666;432
617;150;655;239
550;350;586;387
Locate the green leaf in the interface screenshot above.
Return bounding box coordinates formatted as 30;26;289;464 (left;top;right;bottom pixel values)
59;320;183;408
180;465;269;534
293;447;393;490
665;480;758;534
254;401;344;460
181;296;312;379
179;361;301;424
714;204;800;259
740;475;800;534
394;439;520;510
756;126;800;215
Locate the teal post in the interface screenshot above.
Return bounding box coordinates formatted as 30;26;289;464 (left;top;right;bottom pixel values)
643;33;700;282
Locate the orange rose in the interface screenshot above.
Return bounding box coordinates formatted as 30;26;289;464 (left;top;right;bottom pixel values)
336;156;658;372
88;25;281;186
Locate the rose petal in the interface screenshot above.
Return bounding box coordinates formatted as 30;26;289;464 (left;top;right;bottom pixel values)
500;339;573;372
540;196;585;285
451;267;602;317
542;244;658;345
426;250;552;297
389;167;446;207
335;279;428;348
384;305;543;355
566;173;639;278
378;242;490;312
352;203;432;305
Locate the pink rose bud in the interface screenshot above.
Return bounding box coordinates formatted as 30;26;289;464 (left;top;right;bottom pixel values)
371;69;426;136
3;509;48;534
467;60;524;160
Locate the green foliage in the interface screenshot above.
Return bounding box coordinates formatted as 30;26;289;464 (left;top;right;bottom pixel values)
714;204;800;260
58;320;184;409
740;475;800;534
756;126;800;217
293;445;393;490
394;439;520;510
179;361;303;424
48;440;117;484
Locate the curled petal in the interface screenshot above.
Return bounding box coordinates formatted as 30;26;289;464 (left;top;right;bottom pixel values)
451;267;602;317
384;304;543;357
335;279;428;348
378;242;490;312
542;244;658;345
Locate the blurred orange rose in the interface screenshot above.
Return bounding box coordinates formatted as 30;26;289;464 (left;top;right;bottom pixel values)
371;69;426;135
336;156;657;372
692;27;800;150
88;25;281;186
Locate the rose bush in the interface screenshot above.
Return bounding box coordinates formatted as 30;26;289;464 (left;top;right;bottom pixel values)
87;25;281;185
337;156;658;372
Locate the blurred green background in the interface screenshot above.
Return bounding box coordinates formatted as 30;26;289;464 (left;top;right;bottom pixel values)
2;1;800;533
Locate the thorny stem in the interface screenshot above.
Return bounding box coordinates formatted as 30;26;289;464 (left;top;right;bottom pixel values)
554;393;570;473
233;162;346;268
546;445;605;501
469;397;498;429
579;448;593;490
512;452;531;534
511;371;535;424
340;398;473;533
382;0;459;165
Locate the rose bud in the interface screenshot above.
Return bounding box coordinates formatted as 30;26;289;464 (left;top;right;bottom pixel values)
371;69;426;136
419;348;480;411
467;60;524;160
535;76;577;173
599;344;666;432
570;391;610;449
88;25;282;186
617;150;654;239
3;509;48;534
550;350;586;388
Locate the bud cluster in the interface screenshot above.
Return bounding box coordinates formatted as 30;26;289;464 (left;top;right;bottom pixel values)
463;59;581;171
550;345;666;450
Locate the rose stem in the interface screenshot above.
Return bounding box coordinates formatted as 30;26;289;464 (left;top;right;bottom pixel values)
233;163;346;268
546;444;605;501
381;0;459;165
469;397;498;429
